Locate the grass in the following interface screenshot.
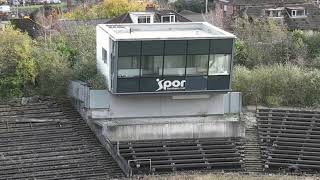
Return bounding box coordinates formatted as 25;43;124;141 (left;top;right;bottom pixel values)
15;2;66;10
138;173;319;180
10;2;67;14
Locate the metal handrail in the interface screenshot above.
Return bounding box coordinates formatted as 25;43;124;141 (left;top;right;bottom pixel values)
128;159;152;177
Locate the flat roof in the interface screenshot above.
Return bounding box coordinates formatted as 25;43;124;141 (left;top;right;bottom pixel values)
97;22;236;41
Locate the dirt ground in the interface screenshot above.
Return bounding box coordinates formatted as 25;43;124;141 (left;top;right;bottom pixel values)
137;173;320;180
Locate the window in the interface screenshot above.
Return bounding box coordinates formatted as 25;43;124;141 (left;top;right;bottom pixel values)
265;10;282;17
102;48;107;64
161;15;175;23
208;54;231;75
290;9;305;17
223;5;228;12
141;56;163;77
138;16;151;23
163;55;186;76
186;55;208;75
117;57;140;78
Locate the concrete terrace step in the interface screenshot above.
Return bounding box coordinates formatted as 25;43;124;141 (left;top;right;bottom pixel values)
244;126;263;174
0;99;123;179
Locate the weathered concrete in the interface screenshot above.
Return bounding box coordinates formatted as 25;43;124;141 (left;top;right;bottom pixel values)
95;115;245;142
87;92;225;119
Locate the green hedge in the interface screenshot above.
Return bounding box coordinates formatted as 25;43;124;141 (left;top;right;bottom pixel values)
232;65;320;107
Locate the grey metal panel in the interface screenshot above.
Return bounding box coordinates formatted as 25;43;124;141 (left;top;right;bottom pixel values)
89;90;110;109
68;80;90;108
224;92;242;114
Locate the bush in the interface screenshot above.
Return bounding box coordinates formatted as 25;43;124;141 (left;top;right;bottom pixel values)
33;42;73;96
0;26;37;99
232;65;320;107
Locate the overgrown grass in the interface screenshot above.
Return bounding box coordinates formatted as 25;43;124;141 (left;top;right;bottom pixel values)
11;2;66;14
232;64;320;107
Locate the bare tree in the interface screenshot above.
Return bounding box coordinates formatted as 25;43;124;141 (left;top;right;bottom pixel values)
202;8;224;28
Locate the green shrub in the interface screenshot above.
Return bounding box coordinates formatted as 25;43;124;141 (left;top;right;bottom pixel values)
0;26;37;99
232;64;320;107
33;44;73;96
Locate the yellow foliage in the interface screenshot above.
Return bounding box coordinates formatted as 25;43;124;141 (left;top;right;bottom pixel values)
64;0;145;20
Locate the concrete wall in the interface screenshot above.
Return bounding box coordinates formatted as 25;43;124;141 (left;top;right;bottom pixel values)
89;92;225;119
68;81;242;119
99;116;244;141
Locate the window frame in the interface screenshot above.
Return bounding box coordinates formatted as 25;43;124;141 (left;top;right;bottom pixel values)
208;54;231;76
291;10;297;17
163;55;187;76
161;15;176;23
140;55;164;77
138;15;151;23
186;54;209;76
117;56;141;78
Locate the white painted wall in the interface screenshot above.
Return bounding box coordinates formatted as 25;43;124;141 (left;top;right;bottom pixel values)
129;12;155;23
96;26;112;90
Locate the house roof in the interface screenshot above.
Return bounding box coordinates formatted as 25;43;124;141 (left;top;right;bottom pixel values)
234;0;320;30
234;0;308;6
106;9;192;24
179;10;205;22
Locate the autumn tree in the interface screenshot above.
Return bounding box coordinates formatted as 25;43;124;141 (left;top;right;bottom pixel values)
64;0;145;20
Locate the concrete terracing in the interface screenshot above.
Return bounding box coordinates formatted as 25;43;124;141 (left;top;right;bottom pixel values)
0;99;123;179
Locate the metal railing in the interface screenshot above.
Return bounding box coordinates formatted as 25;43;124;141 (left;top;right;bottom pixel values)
128;159;152;176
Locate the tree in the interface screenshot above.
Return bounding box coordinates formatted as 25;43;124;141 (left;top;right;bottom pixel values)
172;0;205;13
64;0;145;20
233;18;292;68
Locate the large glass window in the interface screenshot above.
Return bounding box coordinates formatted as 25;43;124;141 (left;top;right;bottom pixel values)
186;55;208;75
163;55;186;76
141;56;163;77
117;57;140;78
208;54;231;75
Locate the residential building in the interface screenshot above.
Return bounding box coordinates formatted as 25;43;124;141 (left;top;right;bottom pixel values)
216;0;320;30
106;10;191;24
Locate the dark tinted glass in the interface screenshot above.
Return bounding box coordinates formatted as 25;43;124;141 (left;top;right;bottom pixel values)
118;41;141;56
142;41;164;55
187;40;210;54
210;39;233;54
207;75;230;90
164;40;187;55
117;78;139;92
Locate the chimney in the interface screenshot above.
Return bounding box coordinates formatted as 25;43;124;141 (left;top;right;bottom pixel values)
146;3;156;11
